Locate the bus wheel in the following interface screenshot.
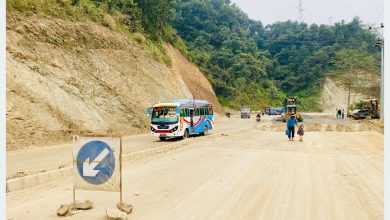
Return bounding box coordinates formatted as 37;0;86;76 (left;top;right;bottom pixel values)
202;126;208;136
159;137;166;141
182;129;189;139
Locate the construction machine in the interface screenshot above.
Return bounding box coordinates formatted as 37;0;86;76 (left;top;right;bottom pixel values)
363;99;380;119
282;97;303;122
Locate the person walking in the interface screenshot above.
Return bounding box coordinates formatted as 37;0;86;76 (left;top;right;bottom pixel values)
287;113;298;141
336;109;339;119
297;124;304;141
338;109;342;119
342;109;345;119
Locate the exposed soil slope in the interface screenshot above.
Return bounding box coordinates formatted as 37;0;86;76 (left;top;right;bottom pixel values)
320;77;379;113
6;13;221;150
165;44;223;113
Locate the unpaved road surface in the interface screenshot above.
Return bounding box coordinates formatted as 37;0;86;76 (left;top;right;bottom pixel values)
7;114;254;178
7;116;383;219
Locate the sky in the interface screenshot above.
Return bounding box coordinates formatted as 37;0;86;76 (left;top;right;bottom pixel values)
231;0;383;26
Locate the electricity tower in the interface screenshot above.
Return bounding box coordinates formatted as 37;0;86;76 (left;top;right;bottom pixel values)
298;0;304;23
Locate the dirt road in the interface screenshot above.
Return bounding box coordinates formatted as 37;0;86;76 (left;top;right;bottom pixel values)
7;116;383;219
6;114;254;178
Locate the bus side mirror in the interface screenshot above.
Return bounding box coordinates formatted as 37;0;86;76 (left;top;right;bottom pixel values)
175;108;180;114
146;108;151;116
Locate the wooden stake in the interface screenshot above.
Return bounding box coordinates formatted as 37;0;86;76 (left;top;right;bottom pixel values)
120;136;123;204
72;135;76;204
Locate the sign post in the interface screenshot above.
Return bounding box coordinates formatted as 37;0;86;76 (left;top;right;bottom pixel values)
120;137;123;205
72;136;122;202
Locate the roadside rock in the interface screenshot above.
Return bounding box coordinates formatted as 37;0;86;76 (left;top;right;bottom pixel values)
107;209;127;220
116;202;133;214
57;204;70;216
57;200;93;216
76;200;93;210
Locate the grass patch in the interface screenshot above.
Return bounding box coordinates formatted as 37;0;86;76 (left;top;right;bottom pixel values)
7;0;172;66
143;41;171;66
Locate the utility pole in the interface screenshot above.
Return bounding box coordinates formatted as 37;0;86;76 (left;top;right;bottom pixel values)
371;23;384;120
380;38;384;120
347;66;352;114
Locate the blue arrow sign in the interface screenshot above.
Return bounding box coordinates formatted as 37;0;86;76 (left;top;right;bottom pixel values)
76;140;115;185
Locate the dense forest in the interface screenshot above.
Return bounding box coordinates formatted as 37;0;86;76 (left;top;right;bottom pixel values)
172;0;380;110
7;0;381;110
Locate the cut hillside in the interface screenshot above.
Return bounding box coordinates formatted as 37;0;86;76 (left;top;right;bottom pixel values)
320;74;380;112
165;44;223;113
6;13;222;150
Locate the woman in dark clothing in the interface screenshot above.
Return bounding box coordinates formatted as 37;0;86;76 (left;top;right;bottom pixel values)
286;114;298;141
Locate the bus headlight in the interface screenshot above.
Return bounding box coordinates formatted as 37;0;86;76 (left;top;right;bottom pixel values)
151;126;156;132
171;126;178;132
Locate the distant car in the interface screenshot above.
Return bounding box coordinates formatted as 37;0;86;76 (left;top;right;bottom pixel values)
240;107;251;118
352;109;370;120
268;110;278;115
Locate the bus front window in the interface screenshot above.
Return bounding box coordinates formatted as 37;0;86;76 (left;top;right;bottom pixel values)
151;107;179;124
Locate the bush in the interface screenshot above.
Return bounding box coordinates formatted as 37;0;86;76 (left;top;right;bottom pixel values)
145;41;171;66
103;13;116;30
133;32;146;44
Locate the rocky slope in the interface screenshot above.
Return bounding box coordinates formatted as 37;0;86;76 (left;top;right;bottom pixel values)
6;13;222;150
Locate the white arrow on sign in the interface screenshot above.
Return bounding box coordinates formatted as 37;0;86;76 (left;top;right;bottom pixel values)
83;148;110;177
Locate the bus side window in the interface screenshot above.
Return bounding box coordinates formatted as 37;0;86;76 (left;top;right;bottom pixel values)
195;108;200;116
200;108;204;116
185;108;189;117
209;107;213;115
180;108;185;117
205;107;209;115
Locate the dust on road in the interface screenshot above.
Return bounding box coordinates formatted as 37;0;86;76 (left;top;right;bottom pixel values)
7;115;383;220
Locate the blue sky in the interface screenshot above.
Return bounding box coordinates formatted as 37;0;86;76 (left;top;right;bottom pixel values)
231;0;383;26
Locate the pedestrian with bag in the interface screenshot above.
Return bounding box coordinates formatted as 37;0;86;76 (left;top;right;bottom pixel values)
286;113;298;141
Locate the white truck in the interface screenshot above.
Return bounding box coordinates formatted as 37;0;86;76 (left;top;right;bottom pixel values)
240;107;251;119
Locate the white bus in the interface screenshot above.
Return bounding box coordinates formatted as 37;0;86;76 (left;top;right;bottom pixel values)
147;99;214;141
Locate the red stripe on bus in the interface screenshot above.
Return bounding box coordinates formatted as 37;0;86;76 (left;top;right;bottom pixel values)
155;130;171;134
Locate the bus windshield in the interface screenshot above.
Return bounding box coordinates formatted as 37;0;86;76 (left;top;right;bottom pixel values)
151;107;179;124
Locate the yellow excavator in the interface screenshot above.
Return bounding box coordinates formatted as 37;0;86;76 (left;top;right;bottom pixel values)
363;99;380;119
282;97;303;122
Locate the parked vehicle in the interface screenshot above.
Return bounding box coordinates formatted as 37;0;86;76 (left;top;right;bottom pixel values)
268;109;278;115
269;107;282;115
351;109;370;120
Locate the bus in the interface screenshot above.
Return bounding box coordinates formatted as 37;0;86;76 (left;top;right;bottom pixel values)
147;99;214;141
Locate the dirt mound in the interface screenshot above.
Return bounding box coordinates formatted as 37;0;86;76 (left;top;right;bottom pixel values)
6;13;221;150
255;119;377;133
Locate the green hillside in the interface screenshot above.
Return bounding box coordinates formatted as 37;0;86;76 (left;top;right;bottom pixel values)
8;0;381;111
172;0;380;111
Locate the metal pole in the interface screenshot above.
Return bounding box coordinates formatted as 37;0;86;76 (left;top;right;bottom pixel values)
381;43;384;120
